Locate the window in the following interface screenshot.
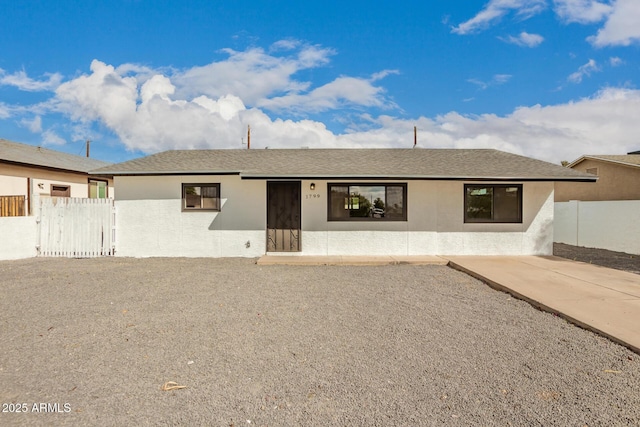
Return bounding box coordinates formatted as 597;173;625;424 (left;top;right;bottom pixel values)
89;179;108;199
182;184;220;211
464;184;522;223
328;184;407;221
50;184;70;197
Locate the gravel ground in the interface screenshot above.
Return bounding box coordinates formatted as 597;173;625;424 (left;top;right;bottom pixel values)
554;243;640;275
1;257;640;426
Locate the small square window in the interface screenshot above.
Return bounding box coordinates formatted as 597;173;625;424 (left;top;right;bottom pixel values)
89;180;108;199
51;184;70;197
182;184;220;211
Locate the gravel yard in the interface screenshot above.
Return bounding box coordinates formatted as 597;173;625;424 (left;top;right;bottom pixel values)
554;243;640;275
2;257;640;426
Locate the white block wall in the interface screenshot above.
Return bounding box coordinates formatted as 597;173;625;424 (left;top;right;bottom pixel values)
0;216;37;260
299;180;554;256
115;176;555;257
554;200;640;255
114;175;266;257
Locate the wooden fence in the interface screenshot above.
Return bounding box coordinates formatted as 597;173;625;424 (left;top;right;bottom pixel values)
0;195;26;217
38;197;115;257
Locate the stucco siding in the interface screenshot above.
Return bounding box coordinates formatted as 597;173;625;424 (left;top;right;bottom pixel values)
555;159;640;202
114;175;266;257
0;216;37;259
114;176;554;257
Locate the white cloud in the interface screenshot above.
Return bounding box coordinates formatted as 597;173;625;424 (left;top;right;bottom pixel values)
553;0;612;23
609;56;624;66
4;39;639;165
270;39;300;51
47;44;399;152
51;58;348;153
0;69;63;91
42;129;66;146
453;0;639;49
257;75;394;113
452;0;547;34
468;74;513;90
567;59;600;83
173;43;335;104
0;102;10;119
48;57;640;164
20;115;42;133
501;31;545;47
340;87;640;163
589;0;640;46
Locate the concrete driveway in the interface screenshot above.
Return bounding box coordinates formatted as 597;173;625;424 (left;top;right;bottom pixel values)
447;255;640;354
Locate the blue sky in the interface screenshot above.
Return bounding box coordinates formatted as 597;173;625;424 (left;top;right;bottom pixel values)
1;0;639;164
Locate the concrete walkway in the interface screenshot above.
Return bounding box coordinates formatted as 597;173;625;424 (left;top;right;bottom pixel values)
447;256;640;353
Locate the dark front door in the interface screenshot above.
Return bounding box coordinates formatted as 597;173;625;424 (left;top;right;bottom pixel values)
267;182;301;252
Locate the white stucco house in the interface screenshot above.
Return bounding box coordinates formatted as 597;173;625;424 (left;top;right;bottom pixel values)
91;148;595;258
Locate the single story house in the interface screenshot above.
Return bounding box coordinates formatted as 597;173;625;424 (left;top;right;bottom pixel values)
555;152;640;202
0;138;114;216
91;148;595;258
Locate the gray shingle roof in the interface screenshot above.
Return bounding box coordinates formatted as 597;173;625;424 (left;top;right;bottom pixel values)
92;148;595;181
1;138;111;173
573;154;640;168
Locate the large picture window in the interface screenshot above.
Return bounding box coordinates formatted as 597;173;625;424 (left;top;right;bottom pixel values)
328;184;407;221
182;184;220;211
464;184;522;223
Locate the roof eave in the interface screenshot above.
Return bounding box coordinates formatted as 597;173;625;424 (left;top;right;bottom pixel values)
94;170;242;176
1;158;102;175
568;155;640;169
239;174;598;182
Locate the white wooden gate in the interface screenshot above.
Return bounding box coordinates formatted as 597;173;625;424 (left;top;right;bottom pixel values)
38;197;115;257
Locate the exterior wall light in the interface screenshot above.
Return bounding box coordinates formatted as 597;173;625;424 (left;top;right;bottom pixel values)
310;183;316;190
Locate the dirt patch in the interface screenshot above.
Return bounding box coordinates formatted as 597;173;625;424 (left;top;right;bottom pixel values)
1;257;639;426
554;243;640;275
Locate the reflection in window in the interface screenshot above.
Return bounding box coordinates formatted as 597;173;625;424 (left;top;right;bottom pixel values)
328;184;406;221
465;184;522;223
182;184;220;211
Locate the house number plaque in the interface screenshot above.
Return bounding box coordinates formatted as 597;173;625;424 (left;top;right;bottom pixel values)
305;194;321;199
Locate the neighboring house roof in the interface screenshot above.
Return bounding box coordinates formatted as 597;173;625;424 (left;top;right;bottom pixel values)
0;138;111;173
568;154;640;169
92;148;596;181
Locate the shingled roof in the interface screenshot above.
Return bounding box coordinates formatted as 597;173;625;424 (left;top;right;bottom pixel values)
1;138;111;173
92;148;596;181
568;154;640;169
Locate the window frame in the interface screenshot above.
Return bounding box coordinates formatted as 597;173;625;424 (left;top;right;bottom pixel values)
181;183;221;212
88;179;109;199
464;184;523;224
327;183;408;222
